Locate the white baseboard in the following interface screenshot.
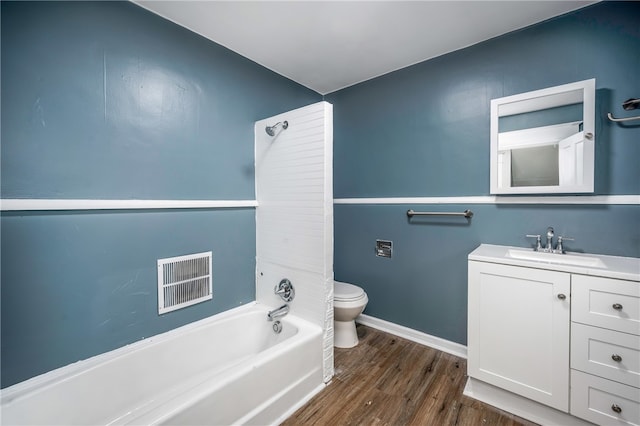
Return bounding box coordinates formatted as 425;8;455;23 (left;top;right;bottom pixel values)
463;377;591;426
356;314;467;359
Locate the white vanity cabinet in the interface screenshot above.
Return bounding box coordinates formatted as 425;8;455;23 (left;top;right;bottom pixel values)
466;244;640;426
467;261;571;411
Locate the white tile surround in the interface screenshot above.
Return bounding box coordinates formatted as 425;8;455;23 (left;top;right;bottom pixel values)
255;101;334;382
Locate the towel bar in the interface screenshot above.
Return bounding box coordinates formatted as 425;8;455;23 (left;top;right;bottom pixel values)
407;209;474;218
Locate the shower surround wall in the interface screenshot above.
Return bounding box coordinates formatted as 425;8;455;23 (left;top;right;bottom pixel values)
255;102;334;382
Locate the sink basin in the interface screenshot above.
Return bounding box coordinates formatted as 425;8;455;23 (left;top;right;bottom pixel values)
507;249;607;268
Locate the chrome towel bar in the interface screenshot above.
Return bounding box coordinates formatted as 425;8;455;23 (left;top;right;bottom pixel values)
607;112;640;122
407;209;474;218
607;98;640;122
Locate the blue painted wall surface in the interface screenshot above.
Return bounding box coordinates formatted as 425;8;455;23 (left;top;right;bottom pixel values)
1;1;320;387
327;2;640;345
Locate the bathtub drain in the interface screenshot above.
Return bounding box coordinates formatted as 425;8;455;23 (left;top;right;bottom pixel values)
272;320;283;334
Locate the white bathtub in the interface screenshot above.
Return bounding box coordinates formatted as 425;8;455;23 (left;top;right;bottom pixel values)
1;303;325;425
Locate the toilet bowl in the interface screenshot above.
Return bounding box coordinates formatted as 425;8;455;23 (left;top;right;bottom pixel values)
334;281;368;348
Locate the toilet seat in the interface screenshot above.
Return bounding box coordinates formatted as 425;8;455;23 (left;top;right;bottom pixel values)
335;281;365;301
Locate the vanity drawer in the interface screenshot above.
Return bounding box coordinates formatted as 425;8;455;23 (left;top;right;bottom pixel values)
572;275;640;336
571;322;640;388
571;370;640;426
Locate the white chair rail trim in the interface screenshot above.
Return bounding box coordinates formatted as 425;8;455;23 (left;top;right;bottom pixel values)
3;195;639;211
334;195;640;205
0;199;258;211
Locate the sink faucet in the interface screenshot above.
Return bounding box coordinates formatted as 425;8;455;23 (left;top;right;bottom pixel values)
526;227;574;254
545;227;554;252
267;304;289;321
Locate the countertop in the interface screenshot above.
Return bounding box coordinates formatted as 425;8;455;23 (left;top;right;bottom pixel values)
469;244;640;282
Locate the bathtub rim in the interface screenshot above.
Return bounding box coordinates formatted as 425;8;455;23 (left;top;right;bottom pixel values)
0;301;320;406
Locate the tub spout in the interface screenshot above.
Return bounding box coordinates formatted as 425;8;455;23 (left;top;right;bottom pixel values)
267;304;289;321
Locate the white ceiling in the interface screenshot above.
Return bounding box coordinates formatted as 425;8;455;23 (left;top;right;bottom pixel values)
134;1;596;95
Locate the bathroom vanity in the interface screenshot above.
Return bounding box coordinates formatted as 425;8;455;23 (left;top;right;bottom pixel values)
465;244;640;426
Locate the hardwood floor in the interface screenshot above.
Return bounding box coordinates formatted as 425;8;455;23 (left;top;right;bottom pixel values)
282;325;538;426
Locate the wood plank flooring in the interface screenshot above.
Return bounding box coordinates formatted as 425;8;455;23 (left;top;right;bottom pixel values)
282;325;538;426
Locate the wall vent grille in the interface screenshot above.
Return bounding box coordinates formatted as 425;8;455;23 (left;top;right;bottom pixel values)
157;251;212;314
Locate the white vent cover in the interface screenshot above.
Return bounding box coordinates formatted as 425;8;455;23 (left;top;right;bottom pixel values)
157;251;212;314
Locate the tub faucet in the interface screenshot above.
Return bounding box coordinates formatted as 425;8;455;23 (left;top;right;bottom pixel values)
267;304;289;321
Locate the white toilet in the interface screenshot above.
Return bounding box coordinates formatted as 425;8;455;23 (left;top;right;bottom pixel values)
333;281;369;348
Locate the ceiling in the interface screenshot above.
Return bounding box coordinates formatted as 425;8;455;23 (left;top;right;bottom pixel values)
133;1;596;95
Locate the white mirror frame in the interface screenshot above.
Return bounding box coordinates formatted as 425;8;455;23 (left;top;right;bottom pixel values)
490;78;596;194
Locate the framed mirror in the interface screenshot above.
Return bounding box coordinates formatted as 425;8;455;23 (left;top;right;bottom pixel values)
490;79;595;194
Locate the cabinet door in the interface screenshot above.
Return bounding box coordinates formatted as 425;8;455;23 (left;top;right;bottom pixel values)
468;261;570;412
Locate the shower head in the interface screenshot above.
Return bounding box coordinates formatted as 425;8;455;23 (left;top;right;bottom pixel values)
265;121;288;136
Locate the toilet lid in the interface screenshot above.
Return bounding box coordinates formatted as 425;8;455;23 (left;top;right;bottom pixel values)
335;281;365;301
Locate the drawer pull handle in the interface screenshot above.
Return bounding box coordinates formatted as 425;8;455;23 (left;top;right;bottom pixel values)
611;404;622;414
612;354;622;362
612;303;623;311
557;294;567;300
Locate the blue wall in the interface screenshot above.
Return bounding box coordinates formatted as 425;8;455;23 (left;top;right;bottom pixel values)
327;2;640;345
1;1;320;388
2;0;639;389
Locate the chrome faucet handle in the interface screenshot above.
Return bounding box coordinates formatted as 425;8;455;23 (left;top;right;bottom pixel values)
525;234;542;251
555;236;574;254
274;278;295;302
